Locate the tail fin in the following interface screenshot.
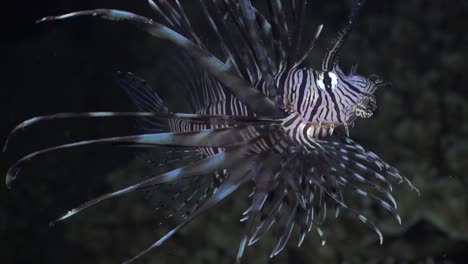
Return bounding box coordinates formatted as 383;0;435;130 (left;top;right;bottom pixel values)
113;71;170;132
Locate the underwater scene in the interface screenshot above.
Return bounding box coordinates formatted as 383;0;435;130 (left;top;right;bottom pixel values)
2;1;468;264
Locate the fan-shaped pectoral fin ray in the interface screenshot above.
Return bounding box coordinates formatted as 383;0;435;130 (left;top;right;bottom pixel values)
236;191;269;264
2;112;159;152
3;112;280;153
37;9;284;118
290;0;307;62
328;154;397;207
52;146;251;226
270;200;298;258
122;158;255;264
112;71;169;114
348;172;397;208
248;190;287;246
238;0;278;104
198;0;239;74
345;207;383;245
337;178;401;224
315;227;326;246
5;127;259;188
236;154;280;263
297;209;308;247
252;6;272;41
323;143;394;191
296;24;323;66
267;0;289;63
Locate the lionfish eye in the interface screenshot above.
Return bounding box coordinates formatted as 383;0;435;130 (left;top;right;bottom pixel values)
317;71;338;92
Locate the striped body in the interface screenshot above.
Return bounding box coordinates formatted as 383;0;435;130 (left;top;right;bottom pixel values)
170;66;376;155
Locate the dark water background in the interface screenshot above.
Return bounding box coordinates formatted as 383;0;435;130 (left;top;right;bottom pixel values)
2;0;468;263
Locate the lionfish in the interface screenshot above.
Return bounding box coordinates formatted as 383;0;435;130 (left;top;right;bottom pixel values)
4;0;418;263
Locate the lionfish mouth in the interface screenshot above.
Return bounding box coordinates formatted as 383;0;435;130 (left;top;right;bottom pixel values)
5;0;419;264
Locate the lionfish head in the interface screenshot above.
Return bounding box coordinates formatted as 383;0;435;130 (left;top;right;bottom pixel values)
344;66;387;121
313;65;389;127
